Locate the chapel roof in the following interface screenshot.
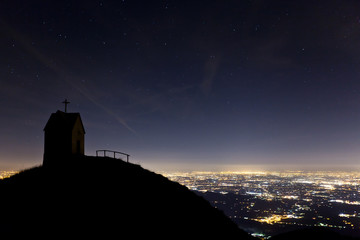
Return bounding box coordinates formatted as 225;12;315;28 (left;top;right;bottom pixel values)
44;110;85;133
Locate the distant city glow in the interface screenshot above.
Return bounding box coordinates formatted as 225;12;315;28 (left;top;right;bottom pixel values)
164;170;360;237
0;171;18;179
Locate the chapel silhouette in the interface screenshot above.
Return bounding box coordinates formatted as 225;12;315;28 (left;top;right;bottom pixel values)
43;99;85;165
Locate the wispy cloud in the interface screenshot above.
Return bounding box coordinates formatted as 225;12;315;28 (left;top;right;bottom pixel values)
0;21;137;134
201;56;221;95
73;83;137;134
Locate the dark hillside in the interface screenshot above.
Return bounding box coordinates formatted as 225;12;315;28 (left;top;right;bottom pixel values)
0;156;254;238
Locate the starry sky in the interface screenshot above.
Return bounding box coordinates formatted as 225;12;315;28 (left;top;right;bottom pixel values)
1;0;360;171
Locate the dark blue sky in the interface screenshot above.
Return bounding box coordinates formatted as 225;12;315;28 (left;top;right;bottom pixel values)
1;0;360;171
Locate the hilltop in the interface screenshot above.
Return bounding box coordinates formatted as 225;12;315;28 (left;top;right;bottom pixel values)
0;156;254;238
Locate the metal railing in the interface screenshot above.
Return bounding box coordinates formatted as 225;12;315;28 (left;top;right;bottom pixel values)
96;150;130;163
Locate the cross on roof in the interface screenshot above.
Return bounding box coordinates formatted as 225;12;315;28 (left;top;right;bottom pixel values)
62;99;70;113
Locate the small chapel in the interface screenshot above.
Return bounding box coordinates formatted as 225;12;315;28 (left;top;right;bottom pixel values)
43;99;86;165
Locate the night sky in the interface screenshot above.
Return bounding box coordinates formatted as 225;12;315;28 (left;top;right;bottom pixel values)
1;0;360;171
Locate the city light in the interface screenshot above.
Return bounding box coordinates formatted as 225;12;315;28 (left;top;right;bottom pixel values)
164;170;360;237
0;171;18;179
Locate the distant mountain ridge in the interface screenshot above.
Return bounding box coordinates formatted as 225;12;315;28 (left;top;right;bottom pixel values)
0;156;253;238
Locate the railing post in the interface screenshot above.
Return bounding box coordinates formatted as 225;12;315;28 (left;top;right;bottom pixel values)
95;150;130;163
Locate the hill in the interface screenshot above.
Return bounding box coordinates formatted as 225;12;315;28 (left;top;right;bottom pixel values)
0;156;254;238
